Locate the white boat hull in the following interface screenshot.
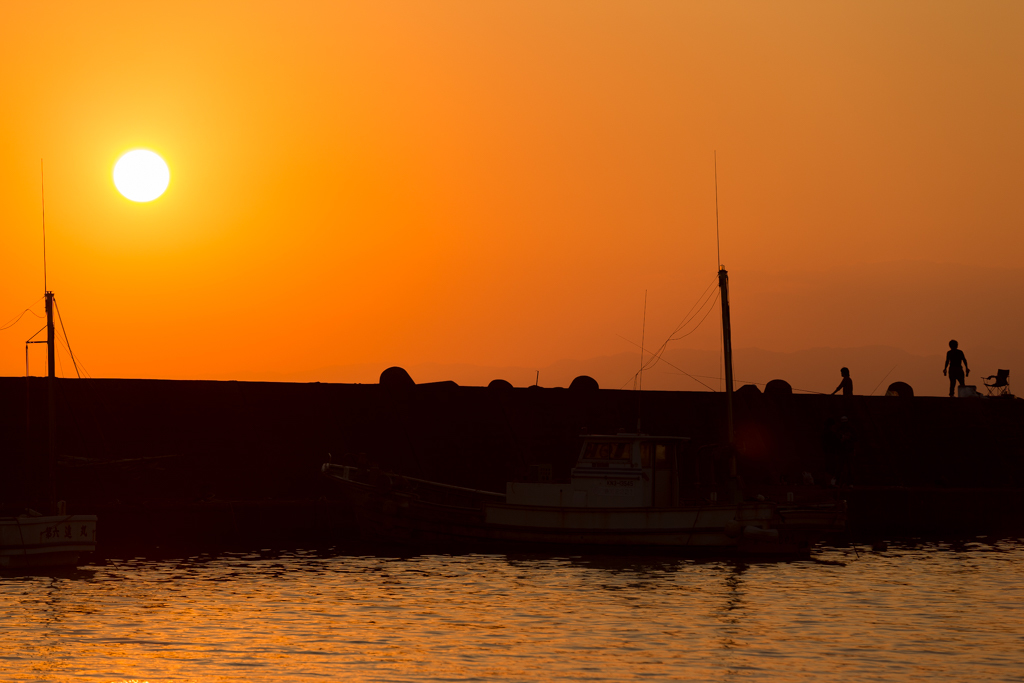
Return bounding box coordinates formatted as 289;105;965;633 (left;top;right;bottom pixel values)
0;515;98;569
321;465;845;554
483;501;777;546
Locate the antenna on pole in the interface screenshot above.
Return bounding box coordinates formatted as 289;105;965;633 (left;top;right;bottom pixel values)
638;290;647;392
714;151;720;269
41;159;46;293
636;290;647;433
715;151;722;392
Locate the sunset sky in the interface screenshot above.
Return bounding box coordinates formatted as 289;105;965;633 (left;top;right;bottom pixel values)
1;1;1021;394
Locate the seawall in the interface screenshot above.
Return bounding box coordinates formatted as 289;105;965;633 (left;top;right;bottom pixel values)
2;376;1022;546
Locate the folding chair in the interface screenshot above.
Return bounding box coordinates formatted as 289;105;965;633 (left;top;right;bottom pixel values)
983;369;1012;398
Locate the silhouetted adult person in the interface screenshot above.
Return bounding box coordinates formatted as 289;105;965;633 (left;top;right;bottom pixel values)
943;339;970;397
831;367;853;396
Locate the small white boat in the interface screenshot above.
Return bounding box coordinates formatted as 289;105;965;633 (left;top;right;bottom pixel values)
0;512;98;569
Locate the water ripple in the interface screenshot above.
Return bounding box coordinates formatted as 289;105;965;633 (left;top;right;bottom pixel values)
1;541;1023;682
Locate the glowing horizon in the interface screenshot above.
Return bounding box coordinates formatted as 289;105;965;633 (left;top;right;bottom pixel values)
0;1;1021;395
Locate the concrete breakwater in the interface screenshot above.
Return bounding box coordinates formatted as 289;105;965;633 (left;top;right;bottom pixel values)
2;375;1022;546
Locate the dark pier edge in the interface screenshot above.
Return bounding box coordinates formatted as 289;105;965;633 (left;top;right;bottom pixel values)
2;376;1022;551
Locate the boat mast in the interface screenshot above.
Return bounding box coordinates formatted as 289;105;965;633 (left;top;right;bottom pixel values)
41;161;57;514
718;267;735;451
718;266;742;504
714;153;739;501
45;291;56;514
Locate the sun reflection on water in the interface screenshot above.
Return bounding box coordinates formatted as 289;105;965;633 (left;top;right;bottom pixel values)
1;541;1022;682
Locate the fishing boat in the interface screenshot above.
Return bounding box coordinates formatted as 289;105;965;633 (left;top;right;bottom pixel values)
322;266;847;554
321;433;844;553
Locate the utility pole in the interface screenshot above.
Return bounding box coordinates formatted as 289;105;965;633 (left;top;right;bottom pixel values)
46;290;56;513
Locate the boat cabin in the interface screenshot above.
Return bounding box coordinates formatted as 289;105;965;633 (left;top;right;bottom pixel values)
506;434;689;508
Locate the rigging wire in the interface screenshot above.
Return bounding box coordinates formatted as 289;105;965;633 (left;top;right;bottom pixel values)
666;275;719;338
56;328;93;379
620;334;830;395
54;329;109;451
618;333;718;392
53;298;81;379
638;289;720;375
53;360;91;458
630;277;718;377
55;338;66;378
51;301;109;452
0;298;45;331
56;328;93;378
54;333;77;378
616;272;723;391
664;370;827;395
665;291;720;343
871;365;898;396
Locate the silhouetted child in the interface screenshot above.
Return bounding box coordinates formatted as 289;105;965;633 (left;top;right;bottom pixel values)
831;367;853;396
943;340;970;397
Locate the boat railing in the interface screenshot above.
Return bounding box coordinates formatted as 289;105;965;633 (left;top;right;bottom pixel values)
322;464;506;508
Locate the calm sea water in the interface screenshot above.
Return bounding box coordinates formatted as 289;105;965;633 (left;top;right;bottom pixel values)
1;541;1023;682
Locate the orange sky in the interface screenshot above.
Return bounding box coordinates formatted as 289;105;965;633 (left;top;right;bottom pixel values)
1;1;1022;388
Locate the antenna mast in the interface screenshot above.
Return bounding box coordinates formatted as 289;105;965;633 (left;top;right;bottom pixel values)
636;290;647;433
638;290;647;392
714;151;720;270
41;160;47;293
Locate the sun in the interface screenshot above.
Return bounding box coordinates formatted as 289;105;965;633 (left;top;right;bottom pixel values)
113;150;170;202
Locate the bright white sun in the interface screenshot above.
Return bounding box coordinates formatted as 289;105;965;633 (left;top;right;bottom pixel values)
113;150;170;202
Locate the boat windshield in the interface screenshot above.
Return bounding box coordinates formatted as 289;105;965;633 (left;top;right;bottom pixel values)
581;441;632;461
